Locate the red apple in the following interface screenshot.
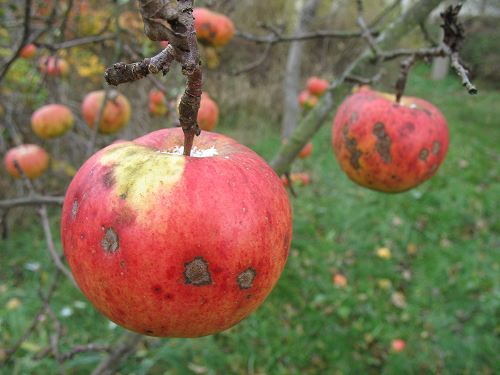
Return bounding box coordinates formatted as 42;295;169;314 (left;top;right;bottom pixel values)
298;142;313;159
81;90;131;134
193;8;234;47
38;56;69;77
61;127;292;337
307;76;329;96
391;339;406;352
148;90;168;117
4;144;49;179
198;92;219;131
31;104;74;139
20;44;37;59
332;87;449;193
298;90;318;110
211;12;235;47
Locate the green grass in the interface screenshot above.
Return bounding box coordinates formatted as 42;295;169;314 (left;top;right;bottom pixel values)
1;66;499;374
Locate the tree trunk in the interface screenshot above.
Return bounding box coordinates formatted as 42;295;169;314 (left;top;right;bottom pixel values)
281;0;323;139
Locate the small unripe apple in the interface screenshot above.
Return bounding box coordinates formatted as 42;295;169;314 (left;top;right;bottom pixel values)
148;90;168;117
4;144;49;179
298;90;318;110
332;87;449;193
61;127;292;337
31;104;74;139
38;56;69;77
81;90;131;134
20;44;37;59
298;142;313;159
306;77;329;96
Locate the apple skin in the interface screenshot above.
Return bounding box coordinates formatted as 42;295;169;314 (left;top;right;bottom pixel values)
148;90;168;117
298;142;313;159
20;44;37;59
38;56;69;77
298;90;318;109
4;144;49;179
306;77;328;96
332;87;449;193
60;128;292;338
391;339;406;352
198;92;219;131
81;90;131;134
31;104;74;139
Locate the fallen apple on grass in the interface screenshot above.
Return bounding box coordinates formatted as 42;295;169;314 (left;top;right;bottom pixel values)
61;128;292;337
332;86;449;192
31;104;74;139
4;144;49;179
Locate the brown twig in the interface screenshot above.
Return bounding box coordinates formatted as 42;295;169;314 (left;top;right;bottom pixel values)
104;0;201;156
0;195;64;209
59;344;112;362
356;0;381;56
90;332;143;375
395;56;416;103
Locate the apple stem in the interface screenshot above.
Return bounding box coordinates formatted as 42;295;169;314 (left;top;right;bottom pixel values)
394;55;415;103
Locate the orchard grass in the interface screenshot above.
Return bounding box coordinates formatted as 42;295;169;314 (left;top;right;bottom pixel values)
1;65;498;374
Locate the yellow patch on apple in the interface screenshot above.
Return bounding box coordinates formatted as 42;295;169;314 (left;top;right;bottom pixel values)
100;144;185;210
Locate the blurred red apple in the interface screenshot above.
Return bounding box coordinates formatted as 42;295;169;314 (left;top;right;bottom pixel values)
4;144;49;179
148;90;168;117
81;90;131;134
20;44;37;59
298;90;318;110
307;77;329;96
38;56;69;77
391;339;406;352
31;104;74;139
298;142;313;159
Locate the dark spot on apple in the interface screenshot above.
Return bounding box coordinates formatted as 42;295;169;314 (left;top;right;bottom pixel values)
246;294;252;299
184;257;212;286
71;200;78;219
391;175;398;180
342;126;362;169
102;169;115;188
144;329;154;335
237;268;257;290
432;140;441;155
400;122;415;137
119;193;127;200
119;260;126;268
164;293;173;300
372;123;392;163
152;285;162;294
419;148;429;161
101;227;119;253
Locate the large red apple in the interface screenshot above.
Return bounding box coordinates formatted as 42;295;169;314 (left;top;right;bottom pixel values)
4;144;49;179
332;87;449;192
61;128;292;337
306;77;329;96
38;56;69;77
81;90;131;134
31;104;74;139
148;90;168;117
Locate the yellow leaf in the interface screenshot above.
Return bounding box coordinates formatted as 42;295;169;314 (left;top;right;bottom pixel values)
6;297;21;310
376;247;391;259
